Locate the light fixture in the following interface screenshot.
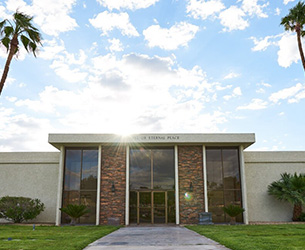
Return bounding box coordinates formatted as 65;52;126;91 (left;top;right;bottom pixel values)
189;181;193;192
111;182;116;192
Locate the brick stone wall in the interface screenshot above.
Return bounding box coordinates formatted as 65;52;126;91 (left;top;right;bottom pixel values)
178;146;205;224
100;145;126;225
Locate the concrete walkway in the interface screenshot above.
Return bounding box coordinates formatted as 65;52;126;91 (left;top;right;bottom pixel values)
83;226;230;250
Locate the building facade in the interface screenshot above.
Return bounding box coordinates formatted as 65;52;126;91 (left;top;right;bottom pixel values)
1;133;305;225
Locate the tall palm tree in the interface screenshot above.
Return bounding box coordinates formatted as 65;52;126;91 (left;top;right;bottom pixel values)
268;173;305;221
281;1;305;71
0;11;42;96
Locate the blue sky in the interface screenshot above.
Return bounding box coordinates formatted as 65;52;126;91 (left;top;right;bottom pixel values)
0;0;304;152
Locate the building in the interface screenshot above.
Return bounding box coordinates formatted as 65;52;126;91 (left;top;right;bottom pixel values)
1;133;305;225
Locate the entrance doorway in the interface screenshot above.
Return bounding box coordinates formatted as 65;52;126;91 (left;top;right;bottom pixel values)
129;191;175;224
129;147;175;224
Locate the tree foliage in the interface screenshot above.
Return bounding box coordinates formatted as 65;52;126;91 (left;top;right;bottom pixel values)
0;196;45;223
60;204;90;225
268;172;305;221
223;204;245;225
0;11;42;96
281;1;305;71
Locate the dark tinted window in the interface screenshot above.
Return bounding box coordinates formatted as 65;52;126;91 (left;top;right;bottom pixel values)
62;148;98;224
206;148;242;223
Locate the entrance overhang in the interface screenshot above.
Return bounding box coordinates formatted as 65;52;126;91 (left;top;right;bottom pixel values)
48;133;255;149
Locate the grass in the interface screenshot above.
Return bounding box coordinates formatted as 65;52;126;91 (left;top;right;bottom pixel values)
0;225;120;250
187;224;305;250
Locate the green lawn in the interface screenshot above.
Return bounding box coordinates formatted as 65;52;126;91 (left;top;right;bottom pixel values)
0;225;119;250
187;224;305;250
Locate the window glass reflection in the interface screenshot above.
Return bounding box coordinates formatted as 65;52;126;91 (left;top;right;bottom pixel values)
206;148;242;223
206;149;223;190
81;150;98;190
62;148;98;224
130;149;151;189
129;147;175;190
153;149;175;190
222;149;240;189
64;150;81;191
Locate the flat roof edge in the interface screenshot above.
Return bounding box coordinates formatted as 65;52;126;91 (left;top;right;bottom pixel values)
48;133;256;149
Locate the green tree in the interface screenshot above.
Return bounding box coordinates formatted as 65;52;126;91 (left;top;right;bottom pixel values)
281;1;305;71
268;173;305;221
0;11;42;96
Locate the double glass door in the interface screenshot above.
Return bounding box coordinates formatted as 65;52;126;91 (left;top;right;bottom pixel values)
130;190;175;224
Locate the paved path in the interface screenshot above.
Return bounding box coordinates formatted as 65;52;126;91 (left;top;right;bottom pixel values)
83;226;230;250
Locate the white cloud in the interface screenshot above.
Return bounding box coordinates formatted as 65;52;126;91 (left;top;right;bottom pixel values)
32;0;78;36
39;39;88;83
283;0;295;5
269;83;305;103
277;32;300;68
0;4;10;20
256;82;271;94
107;38;124;52
223;86;242;100
219;6;249;32
224;72;240;79
241;0;268;18
233;87;242;96
5;0;28;12
143;22;199;50
237;98;268;110
50;62;88;83
39;39;65;60
250;35;273;51
3;0;78;36
258;82;272;88
275;8;281;16
186;0;225;20
0;107;54;151
96;0;159;10
89;11;139;37
15;53;229;135
250;32;305;68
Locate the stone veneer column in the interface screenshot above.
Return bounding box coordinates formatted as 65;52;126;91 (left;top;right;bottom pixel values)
100;145;126;225
178;146;205;224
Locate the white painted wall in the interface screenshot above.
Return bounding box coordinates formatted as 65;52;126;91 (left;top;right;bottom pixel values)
244;151;305;223
0;152;60;224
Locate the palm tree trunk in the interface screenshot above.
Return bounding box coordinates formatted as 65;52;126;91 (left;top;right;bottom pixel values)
292;203;303;221
296;24;305;72
0;35;18;96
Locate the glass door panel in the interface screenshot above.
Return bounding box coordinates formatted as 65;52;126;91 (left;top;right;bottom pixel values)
129;191;137;224
153;192;165;223
167;191;175;223
139;192;151;223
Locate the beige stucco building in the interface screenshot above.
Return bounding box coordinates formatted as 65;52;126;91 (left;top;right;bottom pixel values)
0;133;304;225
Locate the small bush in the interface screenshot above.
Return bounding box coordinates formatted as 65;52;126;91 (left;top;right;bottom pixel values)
298;212;305;222
0;196;45;223
223;204;245;225
60;204;90;225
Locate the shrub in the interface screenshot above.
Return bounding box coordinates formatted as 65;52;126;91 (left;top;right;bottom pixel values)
223;204;245;225
298;212;305;222
268;172;305;221
60;204;90;225
0;196;45;223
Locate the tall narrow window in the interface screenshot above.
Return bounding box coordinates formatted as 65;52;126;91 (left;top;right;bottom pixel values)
206;148;242;223
62;148;98;224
